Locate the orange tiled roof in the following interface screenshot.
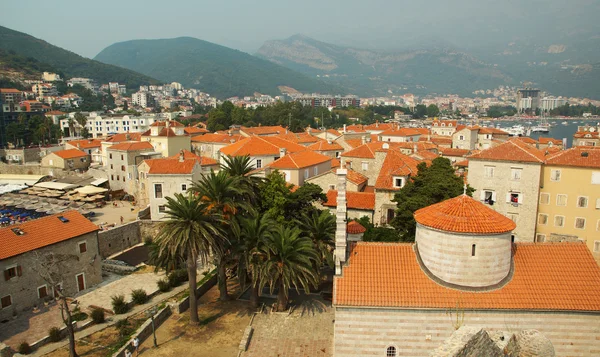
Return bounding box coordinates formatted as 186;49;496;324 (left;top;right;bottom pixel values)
0;88;21;93
467;139;545;163
149;120;184;127
342;142;386;159
412;150;438;161
432;120;457;127
347;221;366;234
269;150;331;169
105;132;142;143
191;133;244;144
331;158;341;169
545;147;600;168
45;110;66;115
0;211;98;260
379;128;422;137
334;242;600;311
276;132;320;144
53;149;88;159
346;169;368;185
414;194;516;234
324;129;342;137
574;131;600;138
307;140;344;151
478;127;509;135
538;137;562;145
323;190;375;210
514;136;538;144
440;148;470;157
144;158;198;174
455;159;469;167
220;136;306;157
184;126;209;136
413;128;429;135
375;151;421;190
241;125;287;136
66;139;102;149
108;141;154;151
167;150;218;166
343;139;363;149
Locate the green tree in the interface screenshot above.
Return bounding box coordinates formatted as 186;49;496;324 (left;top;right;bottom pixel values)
426;104;440;118
391;157;474;242
296;210;335;268
413;104;427;119
154;193;225;324
191;171;252;301
257;171;290;223
257;225;319;312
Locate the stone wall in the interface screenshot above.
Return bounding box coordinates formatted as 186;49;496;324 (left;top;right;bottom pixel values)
112;306;172;357
97;222;141;258
139;220;161;243
334;307;600;357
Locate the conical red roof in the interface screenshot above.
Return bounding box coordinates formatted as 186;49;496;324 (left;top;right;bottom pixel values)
414;195;516;234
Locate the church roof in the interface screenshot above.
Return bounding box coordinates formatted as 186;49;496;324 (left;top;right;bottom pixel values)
334;242;600;311
414;195;516;234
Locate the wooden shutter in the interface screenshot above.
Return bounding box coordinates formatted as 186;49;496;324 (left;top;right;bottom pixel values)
17;266;22;277
4;270;9;281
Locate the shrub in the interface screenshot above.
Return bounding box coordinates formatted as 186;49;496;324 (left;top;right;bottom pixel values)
111;294;129;314
168;269;188;287
116;319;133;337
71;311;88;322
90;308;105;324
131;289;149;305
157;278;171;292
48;326;62;342
18;342;31;354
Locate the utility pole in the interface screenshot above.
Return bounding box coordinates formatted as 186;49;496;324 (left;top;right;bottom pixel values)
288;113;291;130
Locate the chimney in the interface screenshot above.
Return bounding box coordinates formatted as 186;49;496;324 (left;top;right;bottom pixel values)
166;120;170;128
125;133;130;141
279;147;287;157
343;124;347;133
228;130;232;137
361;136;366;145
375;121;379;128
179;149;185;162
327;139;333;145
77;143;81;149
334;167;348;275
413;144;418;153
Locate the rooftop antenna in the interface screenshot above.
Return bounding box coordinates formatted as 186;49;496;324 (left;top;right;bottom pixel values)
463;183;467;196
288;113;291;131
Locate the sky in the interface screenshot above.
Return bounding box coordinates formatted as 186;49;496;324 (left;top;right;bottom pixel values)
3;0;599;58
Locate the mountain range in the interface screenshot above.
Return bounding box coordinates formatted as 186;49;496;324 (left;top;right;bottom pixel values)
256;34;600;99
94;37;339;98
0;25;159;89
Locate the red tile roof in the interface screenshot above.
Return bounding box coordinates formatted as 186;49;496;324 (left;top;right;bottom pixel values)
149;120;184;127
307;140;344;151
220;136;306;157
241;125;287;136
545;147;600;168
414;194;516;234
467;139;545;163
45;110;66;115
455;159;469;167
191;133;244;144
66;139;102;149
514;136;538;144
276;132;320;144
0;211;98;260
334;242;600;311
184;127;209;136
347;221;366;234
346;169;369;185
412;150;438;161
574;131;600;138
268;150;331;169
144;158;198;174
105;132;142;143
53;149;88;159
323;190;375;210
432;120;457;127
342;142;384;159
108;141;154;151
0;88;21;93
478;127;509;135
379;128;422;137
440;148;470;157
167;150;218;166
538;137;562;145
375;151;421;190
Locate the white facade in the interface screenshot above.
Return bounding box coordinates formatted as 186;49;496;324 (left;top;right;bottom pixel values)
60;114;162;138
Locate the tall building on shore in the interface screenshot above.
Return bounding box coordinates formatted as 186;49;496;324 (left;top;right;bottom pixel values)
516;88;541;113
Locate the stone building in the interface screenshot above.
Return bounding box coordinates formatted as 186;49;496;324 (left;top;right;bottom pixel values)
333;194;600;357
40;149;90;174
219;136;306;170
105;141;158;193
467;139;545;242
307;140;344;158
191;133;245;159
430;120;458;137
141;120;191;158
0;211;102;320
262;150;332;186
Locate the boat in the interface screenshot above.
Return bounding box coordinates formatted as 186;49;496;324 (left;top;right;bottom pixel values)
506;125;526;136
562;121;568;125
530;117;550;133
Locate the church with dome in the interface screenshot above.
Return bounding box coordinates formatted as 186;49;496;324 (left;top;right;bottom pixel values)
333;191;600;357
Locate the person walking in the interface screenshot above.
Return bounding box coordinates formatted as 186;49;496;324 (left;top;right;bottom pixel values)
133;337;140;356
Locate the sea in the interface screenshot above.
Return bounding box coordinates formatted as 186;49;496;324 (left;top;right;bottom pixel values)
467;119;600;148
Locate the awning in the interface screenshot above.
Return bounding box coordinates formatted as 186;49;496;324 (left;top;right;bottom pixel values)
74;185;109;195
34;181;79;191
90;178;108;186
0;174;45;186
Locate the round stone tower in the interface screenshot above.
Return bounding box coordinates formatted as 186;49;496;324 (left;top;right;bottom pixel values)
414;194;516;288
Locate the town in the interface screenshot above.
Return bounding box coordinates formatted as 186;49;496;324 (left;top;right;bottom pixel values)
1;64;600;357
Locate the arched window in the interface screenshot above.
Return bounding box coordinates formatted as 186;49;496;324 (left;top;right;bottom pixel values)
471;244;476;256
386;346;397;357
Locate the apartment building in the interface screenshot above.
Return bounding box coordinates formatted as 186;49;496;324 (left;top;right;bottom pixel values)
106;141;158;193
536;147;600;262
32;83;57;99
60;114;162;138
141;120;191;158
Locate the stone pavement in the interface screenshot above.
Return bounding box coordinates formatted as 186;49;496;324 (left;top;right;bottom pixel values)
0;303;64;349
76;272;166;310
242;296;334;357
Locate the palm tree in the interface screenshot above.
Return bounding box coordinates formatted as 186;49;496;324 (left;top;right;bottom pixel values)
221;154;263;203
257;225;319;312
190;170;253;300
296;209;335;268
67;118;76;137
154;193;225;324
237;213;275;308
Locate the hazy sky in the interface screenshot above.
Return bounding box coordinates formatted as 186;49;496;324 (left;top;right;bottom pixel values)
3;0;599;58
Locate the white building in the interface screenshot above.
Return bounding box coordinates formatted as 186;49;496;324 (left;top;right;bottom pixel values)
60;113;163;138
541;96;568;112
132;92;153;108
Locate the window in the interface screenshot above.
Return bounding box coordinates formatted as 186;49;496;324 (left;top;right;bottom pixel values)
128;173;132;180
110;164;114;169
38;285;48;299
554;215;565;227
595;241;600;253
536;234;546;243
256;159;262;169
550;169;561;182
154;184;163;198
121;165;125;171
538;214;548;225
539;193;550;205
575;217;586;229
481;190;496;205
109;153;113;159
314;167;318;176
121;155;124;160
577;196;588;208
459;135;465;140
361;162;368;171
471;244;476;256
4;266;21;281
304;169;309;179
484;166;495;178
123;176;126;182
111;175;114;180
116;175;120;181
386;346;397;357
592;172;600;184
158;205;166;213
181;184;187;191
511;168;522;180
394;178;404;188
556;194;567;206
329;184;335;190
78;242;87;253
507;192;522;205
1;295;12;309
